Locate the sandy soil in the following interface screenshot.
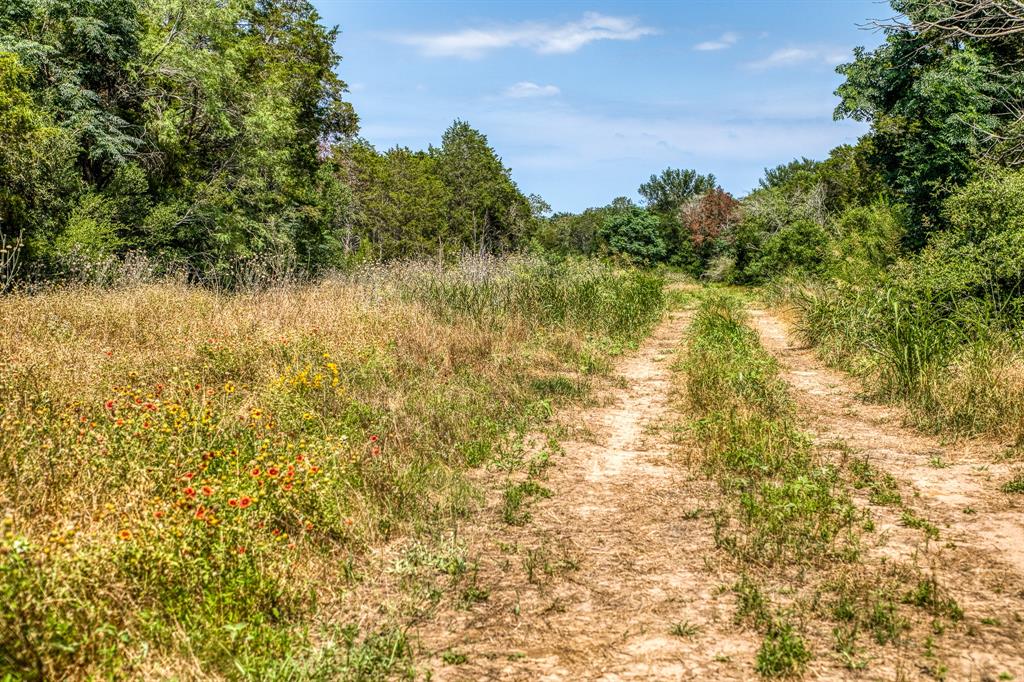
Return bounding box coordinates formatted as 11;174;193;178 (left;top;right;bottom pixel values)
417;306;760;680
750;307;1024;681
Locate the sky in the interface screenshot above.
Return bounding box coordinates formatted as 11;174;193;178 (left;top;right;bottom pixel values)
312;0;889;213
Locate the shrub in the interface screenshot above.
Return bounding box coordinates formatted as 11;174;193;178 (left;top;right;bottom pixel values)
599;207;666;265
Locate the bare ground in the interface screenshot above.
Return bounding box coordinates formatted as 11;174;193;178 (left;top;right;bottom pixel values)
750;307;1024;681
416;306;761;680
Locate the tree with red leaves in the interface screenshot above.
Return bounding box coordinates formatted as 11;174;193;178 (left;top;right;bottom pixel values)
679;188;741;267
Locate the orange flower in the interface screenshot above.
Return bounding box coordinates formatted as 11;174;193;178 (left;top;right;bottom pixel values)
250;467;261;477
239;496;253;509
118;529;132;541
183;487;196;498
154;511;165;519
237;546;246;555
104;400;116;411
371;446;381;456
181;472;195;481
228;498;238;507
304;521;313;531
201;486;213;497
295;454;304;463
194;505;206;520
282;483;293;492
267;467;279;477
369;434;379;443
309;466;320;474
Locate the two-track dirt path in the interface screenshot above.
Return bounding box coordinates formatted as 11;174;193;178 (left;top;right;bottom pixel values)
419;303;759;680
750;307;1024;680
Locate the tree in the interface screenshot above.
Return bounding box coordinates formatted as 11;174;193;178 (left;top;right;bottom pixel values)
679;188;740;267
599;207;665;265
638;168;717;214
432;120;530;253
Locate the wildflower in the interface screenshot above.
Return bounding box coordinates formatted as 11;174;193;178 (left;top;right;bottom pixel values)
194;506;206;520
181;472;195;481
224;382;236;394
183;487;196;498
285;466;295;478
369;434;379;443
295;454;304;463
154;511;165;519
309;466;321;474
282;483;293;492
305;521;313;531
118;529;132;541
237;546;246;555
239;496;253;509
104;400;116;411
267;467;279;477
228;498;238;507
345;518;354;526
201;486;213;497
272;529;281;536
371;446;381;456
250;467;261;477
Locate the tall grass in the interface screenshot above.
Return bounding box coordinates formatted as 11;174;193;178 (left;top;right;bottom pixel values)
789;278;1024;438
0;256;663;680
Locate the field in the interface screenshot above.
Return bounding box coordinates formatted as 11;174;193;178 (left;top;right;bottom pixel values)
3;266;1023;679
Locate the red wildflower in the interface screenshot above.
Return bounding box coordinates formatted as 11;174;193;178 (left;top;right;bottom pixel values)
272;529;281;537
267;467;279;477
201;486;213;497
282;483;293;492
305;521;313;531
239;496;253;509
295;454;304;463
371;446;381;456
228;498;238;507
117;529;132;541
309;466;321;474
181;472;195;481
183;487;196;498
104;400;116;411
154;511;165;519
286;466;295;478
194;505;206;520
237;546;246;555
369;435;379;443
250;467;260;477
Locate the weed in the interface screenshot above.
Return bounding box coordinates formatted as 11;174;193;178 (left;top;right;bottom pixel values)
1001;469;1024;493
501;480;552;526
669;620;701;637
755;620;811;677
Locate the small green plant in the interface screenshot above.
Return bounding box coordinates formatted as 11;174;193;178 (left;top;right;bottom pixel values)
501;480;552;525
442;649;468;665
755;620;811;677
1001;470;1024;493
669;620;701;637
900;510;940;540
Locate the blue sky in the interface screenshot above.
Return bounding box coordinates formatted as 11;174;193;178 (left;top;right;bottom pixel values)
313;0;888;212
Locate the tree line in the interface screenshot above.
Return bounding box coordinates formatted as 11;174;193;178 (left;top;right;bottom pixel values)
0;0;535;280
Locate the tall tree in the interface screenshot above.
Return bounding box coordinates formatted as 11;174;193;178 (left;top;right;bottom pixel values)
638;168;717;214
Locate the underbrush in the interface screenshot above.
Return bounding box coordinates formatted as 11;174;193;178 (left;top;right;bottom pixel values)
0;256;663;679
679;291;963;677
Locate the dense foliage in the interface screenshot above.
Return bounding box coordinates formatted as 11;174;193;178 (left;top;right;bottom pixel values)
0;1;537;279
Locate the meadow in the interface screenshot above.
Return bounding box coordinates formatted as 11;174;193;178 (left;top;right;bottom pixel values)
0;256;663;679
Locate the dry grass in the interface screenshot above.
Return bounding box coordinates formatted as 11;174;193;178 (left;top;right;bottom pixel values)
0;257;663;679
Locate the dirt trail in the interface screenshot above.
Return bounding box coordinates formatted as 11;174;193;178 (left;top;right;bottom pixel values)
419;305;758;680
750;308;1024;679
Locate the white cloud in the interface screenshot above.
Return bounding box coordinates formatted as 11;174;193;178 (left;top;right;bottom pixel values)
394;12;656;58
694;31;738;51
503;81;561;98
746;46;850;70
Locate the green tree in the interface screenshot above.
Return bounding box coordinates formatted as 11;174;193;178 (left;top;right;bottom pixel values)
599;207;666;265
638;168;717;214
